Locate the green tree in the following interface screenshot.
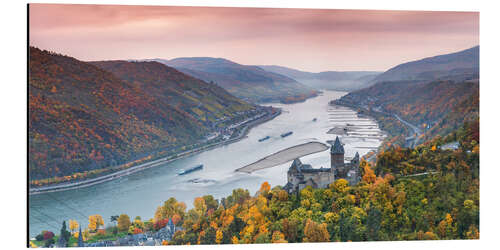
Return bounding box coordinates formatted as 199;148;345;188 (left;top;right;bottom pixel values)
366;206;382;241
200;227;217;244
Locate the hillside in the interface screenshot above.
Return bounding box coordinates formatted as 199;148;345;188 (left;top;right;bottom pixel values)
259;65;380;91
29;47;255;180
335;46;479;147
150;57;318;103
89;60;253;126
373;46;479;83
336;80;479;146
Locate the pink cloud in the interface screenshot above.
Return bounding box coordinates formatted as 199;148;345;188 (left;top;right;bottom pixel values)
29;4;479;71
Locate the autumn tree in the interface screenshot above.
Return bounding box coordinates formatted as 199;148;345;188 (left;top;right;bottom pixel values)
282;218;299;243
362;164;376;184
172;214;182;226
465;225;479;239
215;229;223;244
68;219;79;233
199;227;217;244
117;214;131;232
303;219;330;242
271;231;287;243
258;181;271;196
88;215;104;231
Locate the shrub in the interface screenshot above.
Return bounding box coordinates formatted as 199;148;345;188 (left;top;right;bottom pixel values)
43;231;55;240
35;233;44;241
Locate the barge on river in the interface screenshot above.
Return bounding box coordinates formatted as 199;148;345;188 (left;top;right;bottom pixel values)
178;164;203;175
258;136;271;142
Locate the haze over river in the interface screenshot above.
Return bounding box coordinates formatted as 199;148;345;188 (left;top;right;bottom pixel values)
29;90;385;237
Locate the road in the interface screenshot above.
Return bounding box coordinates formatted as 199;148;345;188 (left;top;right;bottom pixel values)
29;109;281;195
393;114;422;147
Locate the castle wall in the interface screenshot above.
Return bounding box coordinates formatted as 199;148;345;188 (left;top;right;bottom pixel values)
302;172;334;188
286;136;360;193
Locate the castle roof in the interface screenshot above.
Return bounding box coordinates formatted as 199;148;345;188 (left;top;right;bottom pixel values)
291;158;302;168
289;158;313;173
331;136;345;154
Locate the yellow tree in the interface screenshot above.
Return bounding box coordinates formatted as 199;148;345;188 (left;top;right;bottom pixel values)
133;216;144;229
271;231;287;243
88;215;104;231
215;230;223;244
68;219;79;233
193;197;207;216
277;190;288;201
331;179;350;193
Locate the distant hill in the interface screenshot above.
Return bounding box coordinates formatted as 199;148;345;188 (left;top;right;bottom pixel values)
149;57;318;103
373;46;479;83
29;47;254;180
259;65;380;91
335;46;480;146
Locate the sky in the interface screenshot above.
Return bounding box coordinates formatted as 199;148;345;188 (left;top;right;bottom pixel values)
29;4;479;72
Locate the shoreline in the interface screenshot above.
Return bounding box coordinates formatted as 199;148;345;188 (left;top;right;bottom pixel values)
235;102;386;174
29;109;282;195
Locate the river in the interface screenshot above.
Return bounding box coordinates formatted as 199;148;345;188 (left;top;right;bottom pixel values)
28;90;385;237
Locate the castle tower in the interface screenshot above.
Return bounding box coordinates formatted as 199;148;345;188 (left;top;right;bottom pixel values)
351;152;360;167
331;136;345;171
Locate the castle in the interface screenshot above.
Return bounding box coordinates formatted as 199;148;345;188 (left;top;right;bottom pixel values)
283;136;360;193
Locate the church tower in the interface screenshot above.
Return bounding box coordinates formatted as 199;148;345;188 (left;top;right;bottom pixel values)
331;136;345;172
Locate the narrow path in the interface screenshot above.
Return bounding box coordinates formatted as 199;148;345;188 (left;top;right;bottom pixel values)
399;171;438;178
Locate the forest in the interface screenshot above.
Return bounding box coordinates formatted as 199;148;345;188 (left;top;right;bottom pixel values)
29;47;255;183
336;79;479;147
31;120;479;247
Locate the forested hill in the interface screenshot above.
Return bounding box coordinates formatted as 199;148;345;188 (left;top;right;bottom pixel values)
29;47;254;180
337;80;478;146
89;60;252;126
150;57;318;103
335;46;479;147
372;46;479;83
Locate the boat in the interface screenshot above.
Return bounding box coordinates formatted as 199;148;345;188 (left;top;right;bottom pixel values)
177;164;203;175
313;118;317;122
258;136;270;142
281;131;293;138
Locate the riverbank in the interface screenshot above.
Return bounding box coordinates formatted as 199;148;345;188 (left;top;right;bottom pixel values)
29;109;282;195
234;141;329;173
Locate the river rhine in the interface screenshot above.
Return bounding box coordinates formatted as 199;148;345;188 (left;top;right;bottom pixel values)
28;90;385;237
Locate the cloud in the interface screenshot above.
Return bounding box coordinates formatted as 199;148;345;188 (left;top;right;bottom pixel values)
29;4;479;71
